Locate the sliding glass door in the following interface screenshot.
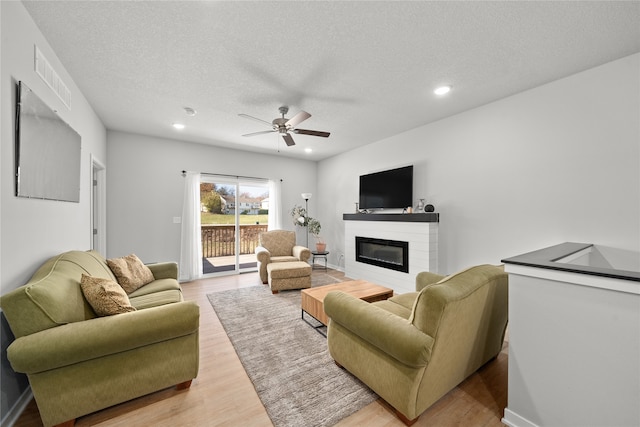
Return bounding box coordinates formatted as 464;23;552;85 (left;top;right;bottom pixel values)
200;176;269;276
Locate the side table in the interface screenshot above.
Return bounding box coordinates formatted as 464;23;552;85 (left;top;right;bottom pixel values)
311;251;329;271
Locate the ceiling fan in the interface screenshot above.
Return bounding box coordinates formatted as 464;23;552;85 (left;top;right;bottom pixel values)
239;106;330;146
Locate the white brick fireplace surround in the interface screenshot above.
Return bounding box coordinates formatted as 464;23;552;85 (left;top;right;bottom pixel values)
344;213;439;294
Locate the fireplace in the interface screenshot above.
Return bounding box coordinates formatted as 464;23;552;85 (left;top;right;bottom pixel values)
355;236;409;273
344;214;438;293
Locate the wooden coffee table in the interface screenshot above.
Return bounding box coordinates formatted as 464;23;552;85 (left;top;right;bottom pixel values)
301;280;394;333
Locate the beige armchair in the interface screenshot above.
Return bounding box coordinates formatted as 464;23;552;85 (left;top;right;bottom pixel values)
324;264;508;425
255;230;311;283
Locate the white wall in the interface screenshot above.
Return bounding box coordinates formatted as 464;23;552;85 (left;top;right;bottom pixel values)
318;53;640;280
0;1;107;421
106;131;318;264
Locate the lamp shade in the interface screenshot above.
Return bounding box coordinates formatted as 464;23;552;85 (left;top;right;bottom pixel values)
301;193;312;200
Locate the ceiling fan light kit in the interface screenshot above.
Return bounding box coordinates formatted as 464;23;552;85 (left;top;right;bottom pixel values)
239;106;330;147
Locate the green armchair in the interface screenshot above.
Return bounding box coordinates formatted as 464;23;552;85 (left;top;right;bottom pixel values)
324;264;508;425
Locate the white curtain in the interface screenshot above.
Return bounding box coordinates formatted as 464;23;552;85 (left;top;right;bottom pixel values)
179;171;202;282
268;179;282;230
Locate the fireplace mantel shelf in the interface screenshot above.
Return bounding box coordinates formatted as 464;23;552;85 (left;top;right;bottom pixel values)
343;213;439;222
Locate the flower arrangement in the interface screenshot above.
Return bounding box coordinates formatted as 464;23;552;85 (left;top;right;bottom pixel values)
290;205;309;227
290;205;324;245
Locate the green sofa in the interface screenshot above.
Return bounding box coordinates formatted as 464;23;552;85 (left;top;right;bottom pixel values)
324;264;508;425
0;250;200;427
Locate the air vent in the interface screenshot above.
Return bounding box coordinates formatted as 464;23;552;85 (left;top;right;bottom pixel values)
34;45;71;109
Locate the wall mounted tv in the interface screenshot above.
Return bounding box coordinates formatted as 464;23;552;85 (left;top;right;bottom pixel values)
359;165;413;210
15;81;81;203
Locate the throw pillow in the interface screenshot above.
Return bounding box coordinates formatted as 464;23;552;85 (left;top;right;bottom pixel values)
106;253;155;293
80;274;137;316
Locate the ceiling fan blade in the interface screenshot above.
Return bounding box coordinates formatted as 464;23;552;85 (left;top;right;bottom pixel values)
282;133;296;146
242;130;276;137
285;111;311;128
238;113;272;126
293;129;330;138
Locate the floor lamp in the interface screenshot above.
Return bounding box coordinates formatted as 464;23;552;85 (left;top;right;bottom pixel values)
301;193;312;248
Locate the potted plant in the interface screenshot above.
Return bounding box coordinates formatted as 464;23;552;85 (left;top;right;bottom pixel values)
307;218;326;252
290;205;326;252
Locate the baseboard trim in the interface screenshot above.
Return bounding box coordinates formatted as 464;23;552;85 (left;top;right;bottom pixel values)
1;386;33;427
326;263;343;272
502;408;539;427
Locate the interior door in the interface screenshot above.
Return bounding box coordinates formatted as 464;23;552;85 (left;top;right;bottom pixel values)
91;156;106;255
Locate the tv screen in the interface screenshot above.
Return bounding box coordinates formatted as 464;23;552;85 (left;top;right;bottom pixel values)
359;165;413;210
16;81;81;202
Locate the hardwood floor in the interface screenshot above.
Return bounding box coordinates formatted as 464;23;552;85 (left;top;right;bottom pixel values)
13;270;508;427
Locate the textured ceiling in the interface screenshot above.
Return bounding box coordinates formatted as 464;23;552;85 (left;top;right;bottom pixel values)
22;1;640;160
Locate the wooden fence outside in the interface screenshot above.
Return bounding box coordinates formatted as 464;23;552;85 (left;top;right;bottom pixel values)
201;224;268;257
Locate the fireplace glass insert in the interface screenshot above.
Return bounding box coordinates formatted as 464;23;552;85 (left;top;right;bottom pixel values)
355;236;409;273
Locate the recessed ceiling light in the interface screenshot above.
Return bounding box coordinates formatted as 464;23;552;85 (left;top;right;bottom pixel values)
305;148;313;154
434;85;452;95
172;123;185;130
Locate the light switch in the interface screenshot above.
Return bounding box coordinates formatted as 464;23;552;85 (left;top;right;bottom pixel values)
173;217;181;224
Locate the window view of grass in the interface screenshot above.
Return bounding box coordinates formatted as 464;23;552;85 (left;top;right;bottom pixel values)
200;182;269;225
199;182;270;260
201;213;268;225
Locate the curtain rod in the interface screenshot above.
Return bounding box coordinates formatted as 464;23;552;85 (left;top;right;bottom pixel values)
181;170;281;182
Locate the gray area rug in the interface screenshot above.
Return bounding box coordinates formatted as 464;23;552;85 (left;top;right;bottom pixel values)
207;276;378;427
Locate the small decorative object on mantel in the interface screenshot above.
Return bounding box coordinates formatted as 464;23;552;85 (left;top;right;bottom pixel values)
425;204;435;212
415;198;425;212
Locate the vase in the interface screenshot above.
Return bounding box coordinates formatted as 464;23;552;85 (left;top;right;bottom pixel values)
316;242;327;253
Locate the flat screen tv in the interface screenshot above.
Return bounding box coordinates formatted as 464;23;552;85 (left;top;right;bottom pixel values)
359;165;413;210
15;81;81;202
